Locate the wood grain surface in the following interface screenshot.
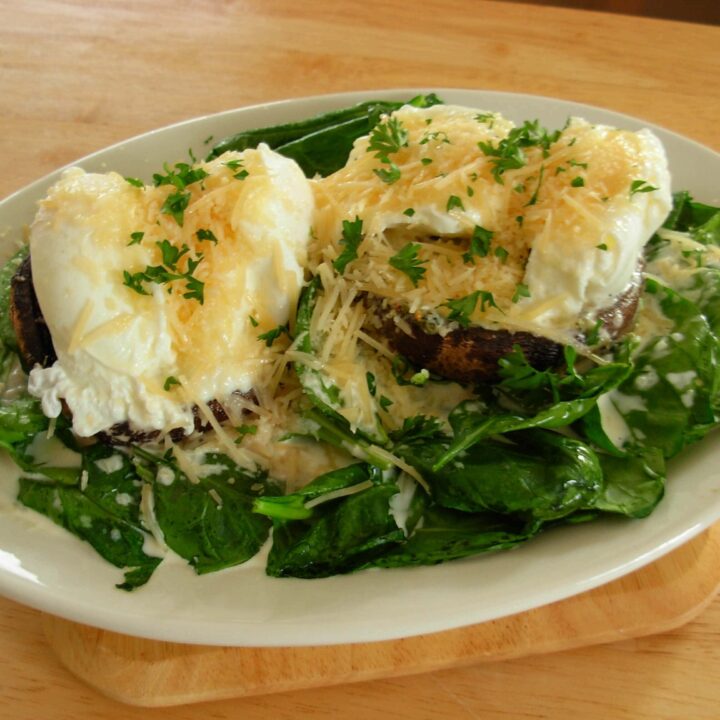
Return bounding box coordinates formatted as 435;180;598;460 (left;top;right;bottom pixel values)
1;0;720;718
39;527;720;708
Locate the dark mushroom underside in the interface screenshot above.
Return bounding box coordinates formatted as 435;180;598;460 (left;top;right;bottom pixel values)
369;265;643;384
9;255;239;444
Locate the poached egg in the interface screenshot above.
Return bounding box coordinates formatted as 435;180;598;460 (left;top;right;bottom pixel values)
28;144;314;437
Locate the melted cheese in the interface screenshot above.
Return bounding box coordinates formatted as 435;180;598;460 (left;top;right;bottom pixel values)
28;145;314;437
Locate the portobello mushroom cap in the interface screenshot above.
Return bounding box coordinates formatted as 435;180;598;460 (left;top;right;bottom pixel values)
368;263;644;385
9;255;236;444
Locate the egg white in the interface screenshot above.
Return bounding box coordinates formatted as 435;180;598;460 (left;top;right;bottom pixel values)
28;145;314;437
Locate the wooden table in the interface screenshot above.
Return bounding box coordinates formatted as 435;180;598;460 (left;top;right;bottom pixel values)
1;1;719;717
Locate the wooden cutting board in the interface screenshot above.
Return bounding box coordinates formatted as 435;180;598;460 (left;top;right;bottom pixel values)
42;524;720;708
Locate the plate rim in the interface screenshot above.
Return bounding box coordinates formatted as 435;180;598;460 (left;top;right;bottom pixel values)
0;88;719;647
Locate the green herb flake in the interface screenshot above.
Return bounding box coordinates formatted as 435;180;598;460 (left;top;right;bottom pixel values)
124;177;144;188
368;116;409;159
203;135;214;145
475;112;495;125
555;166;567;175
516;215;524;227
373;162;402;185
128;231;145;246
446;195;464;212
466;186;474;197
568;159;588;169
161;190;191;227
403;208;416;217
571;176;585;188
630;179;659;197
512;282;531;303
366;372;377;396
462;225;494;264
249;315;259;327
258;324;289;347
196;228;218;244
479;120;560;184
410;369;430;386
389;243;427;287
379;395;393;411
163;376;181;391
585;319;603;345
420;157;433;166
442;289;502;325
596;243;608;251
420;130;451;146
332;217;364;275
122;270;150;296
234;424;258;443
494;246;509;263
525;165;545;206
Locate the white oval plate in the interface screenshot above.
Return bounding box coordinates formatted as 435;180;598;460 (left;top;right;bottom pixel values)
0;89;719;647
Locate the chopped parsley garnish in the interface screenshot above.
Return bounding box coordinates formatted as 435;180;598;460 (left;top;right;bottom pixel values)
585;319;603;345
151;161;210;226
389;243;427;286
161;190;191;227
494;246;509;263
410;369;430;386
526;165;545;206
403;208;416;217
368;116;408;185
366;372;377;396
224;158;249;179
203;135;214;145
475;112;495;124
258;324;289;347
234;424;258;443
163;376;181;391
391;356;430;386
478;120;560;184
420;157;433;166
512;282;531;303
568;159;588;169
368;116;409;158
442;292;480;327
128;231;144;246
446;195;464;212
630;179;659;196
514;183;526;193
516;215;524;226
596;243;608;251
466;186;474;197
379;395;393;411
420;130;451;145
332;216;364;275
153;162;208;190
196;228;218;244
122;240;205;303
249;315;259;327
122;270;150;296
442;290;501;326
124;177;144;188
571;176;585;188
374;162;402;185
462;225;493;264
555;166;567;175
